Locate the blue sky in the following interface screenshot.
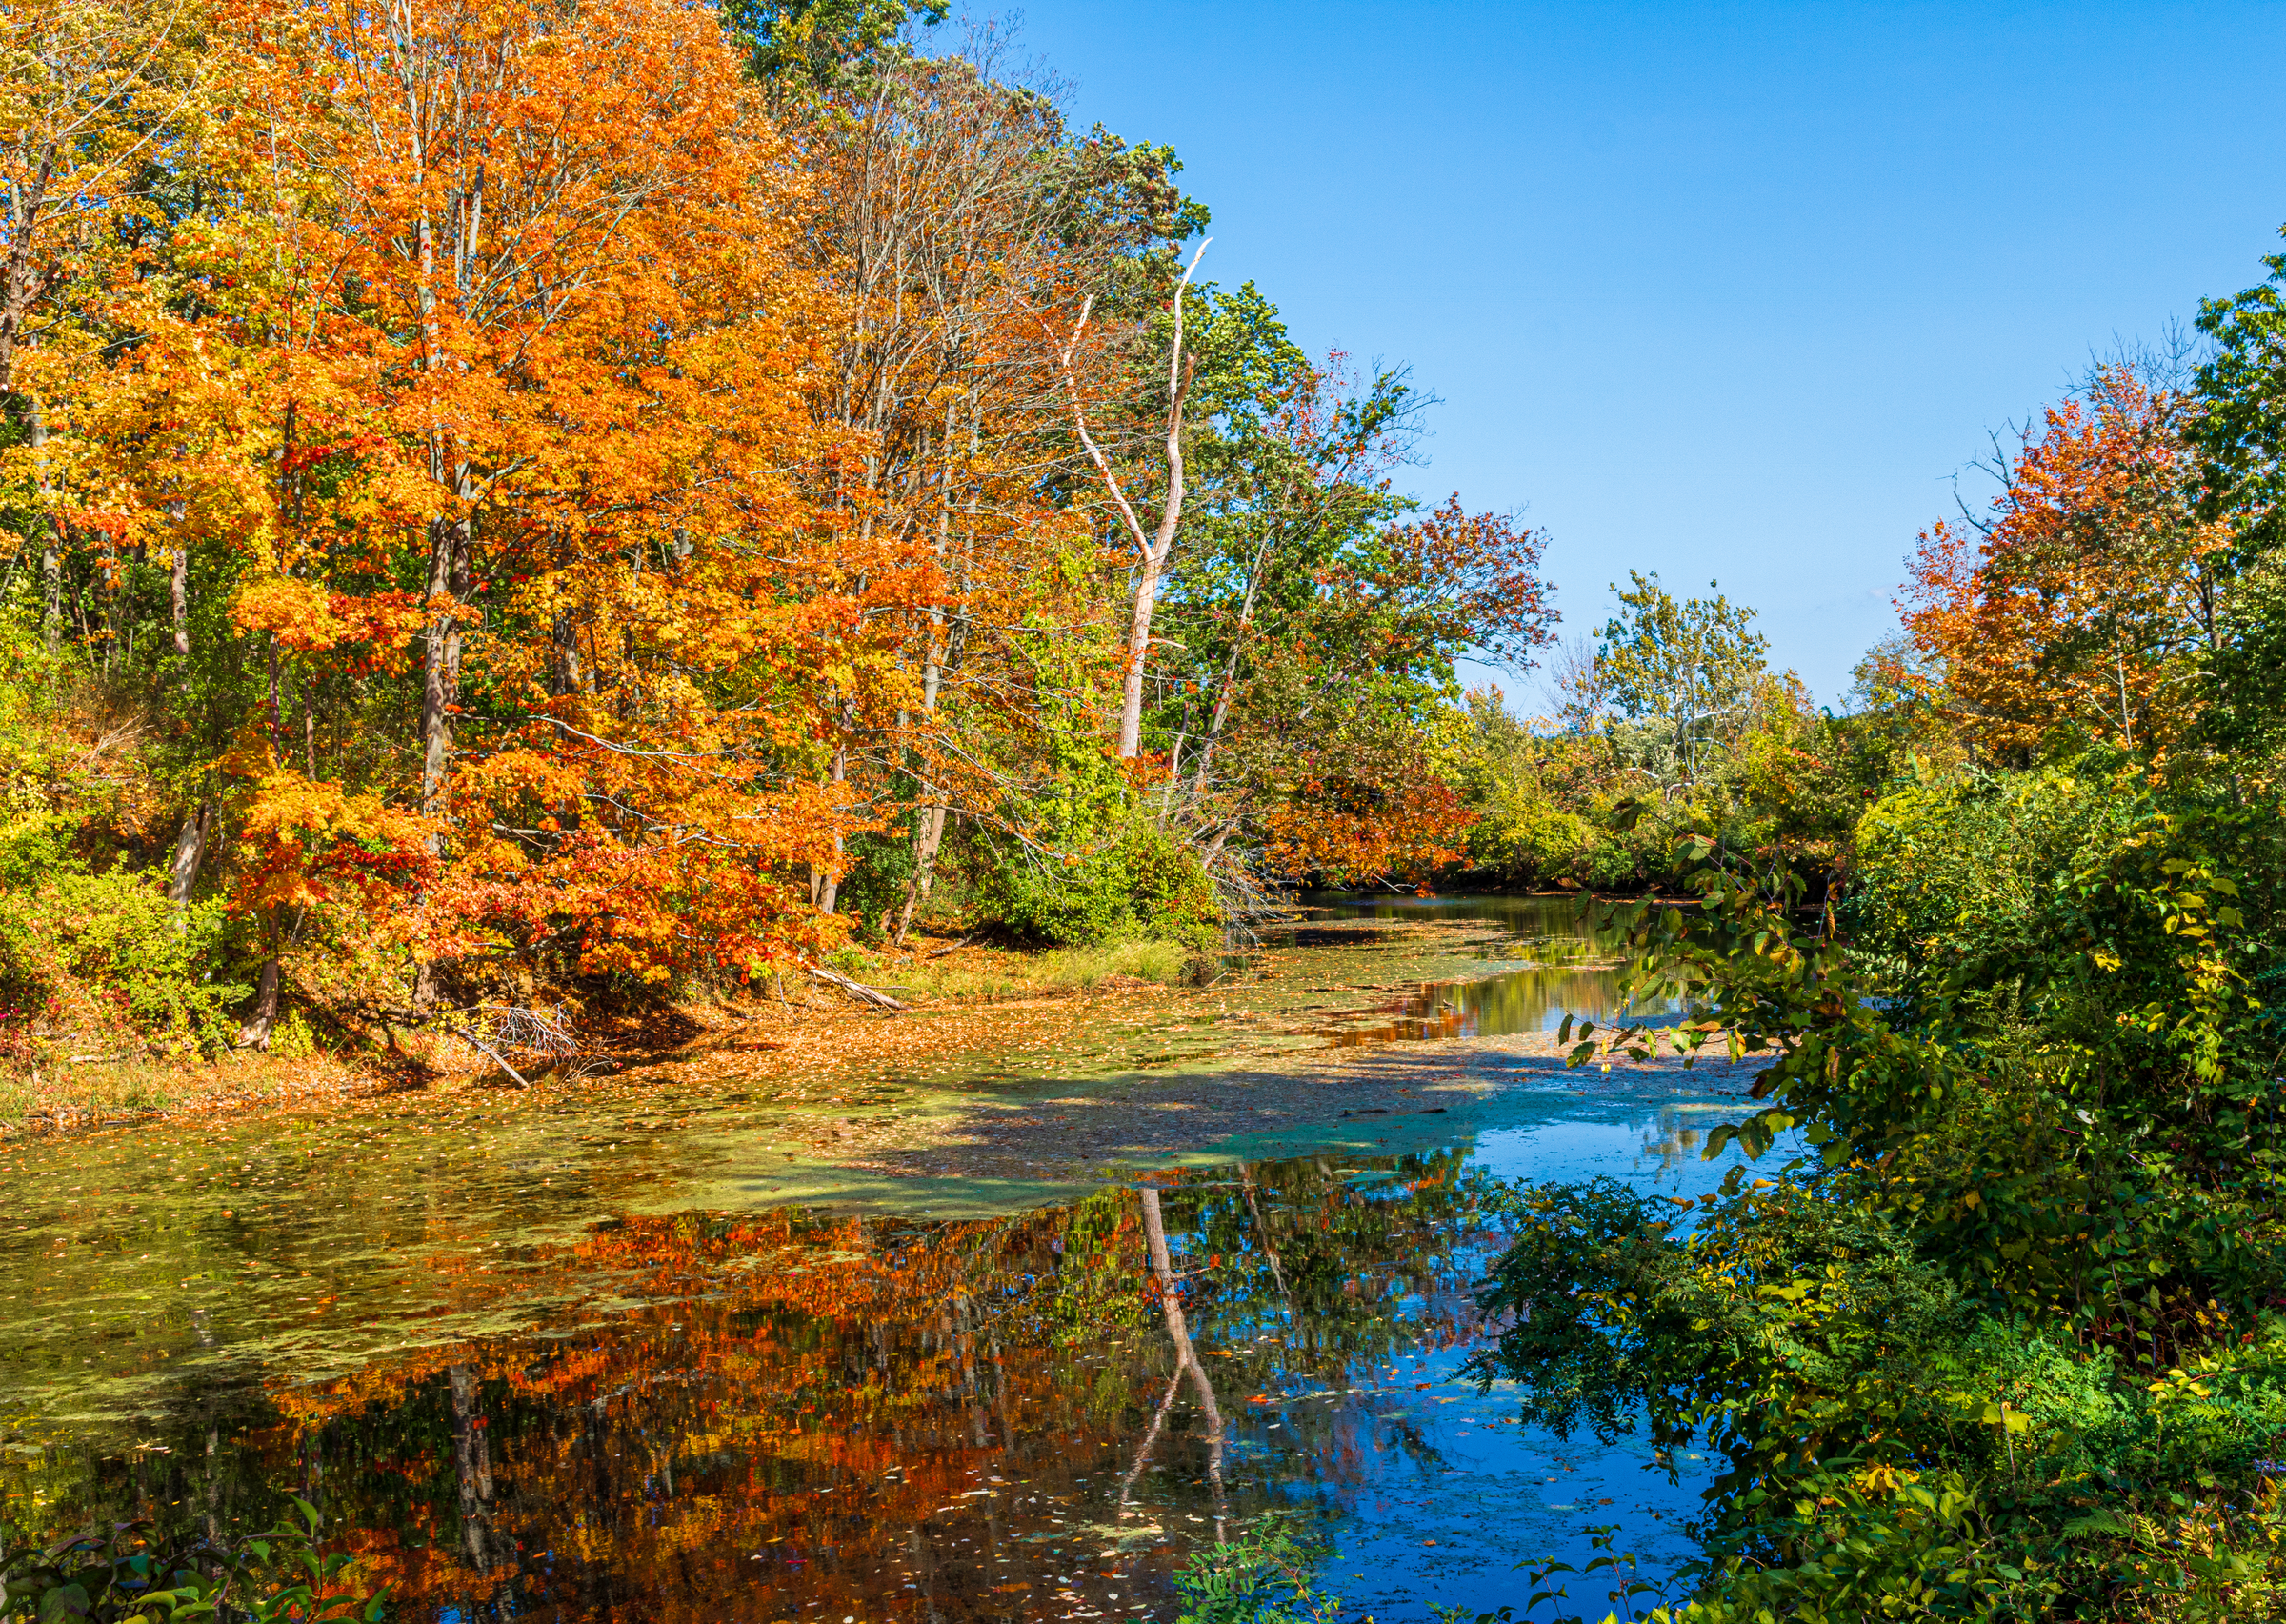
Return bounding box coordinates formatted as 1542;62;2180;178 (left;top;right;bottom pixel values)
984;1;2286;709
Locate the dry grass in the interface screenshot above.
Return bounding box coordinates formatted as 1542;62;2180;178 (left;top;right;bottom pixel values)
0;1049;385;1136
865;936;1197;1002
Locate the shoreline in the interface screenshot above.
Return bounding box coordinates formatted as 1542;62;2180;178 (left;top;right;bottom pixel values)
0;908;1726;1175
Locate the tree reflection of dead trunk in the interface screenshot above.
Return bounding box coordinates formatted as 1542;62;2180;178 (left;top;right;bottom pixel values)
449;1363;497;1574
952;1295;993;1448
1138;1186;1230;1540
1115;1367;1187;1526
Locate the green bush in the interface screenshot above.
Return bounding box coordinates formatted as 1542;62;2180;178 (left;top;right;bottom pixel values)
1173;1514;1344;1624
835;824;919;944
0;1497;383;1622
1467;796;2286;1620
1848;761;2129;1000
0;866;249;1058
1471;1172;2286;1624
975;819;1221;952
1468;794;1598;886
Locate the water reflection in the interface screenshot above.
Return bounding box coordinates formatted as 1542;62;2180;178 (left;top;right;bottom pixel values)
4;1153;1494;1619
1300;893;1682;1044
2;1121;1735;1623
2;892;1760;1623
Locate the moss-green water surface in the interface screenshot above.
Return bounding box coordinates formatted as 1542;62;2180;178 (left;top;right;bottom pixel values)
2;897;1740;1624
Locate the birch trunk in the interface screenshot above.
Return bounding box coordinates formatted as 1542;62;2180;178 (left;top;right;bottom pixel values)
167;803;209;911
1060;243;1209;759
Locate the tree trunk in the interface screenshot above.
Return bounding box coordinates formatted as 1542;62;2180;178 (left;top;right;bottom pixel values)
1117;537;1172;758
896;416;962;947
0;144;54;398
1115;337;1197;759
893;798;949;944
40;524;60;654
413;511;470;1012
266;636;282;756
551;606;584;695
418;514;470;834
237;958;280;1051
816;744;846;914
1060;243;1209;759
30;393;60;652
170;538;190;657
167;803;210;912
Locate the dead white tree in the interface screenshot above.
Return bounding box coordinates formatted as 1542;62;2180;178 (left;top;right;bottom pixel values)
1060;239;1209;758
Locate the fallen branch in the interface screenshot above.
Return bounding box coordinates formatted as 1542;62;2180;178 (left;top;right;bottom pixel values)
924;936;974;959
807;962;910;1011
459;1030;531;1088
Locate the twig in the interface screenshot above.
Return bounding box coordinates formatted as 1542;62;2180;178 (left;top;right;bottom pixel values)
924;935;974;959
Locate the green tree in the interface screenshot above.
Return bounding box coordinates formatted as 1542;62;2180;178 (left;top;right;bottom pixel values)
1595;571;1769;791
2194;228;2286;754
716;0;946;90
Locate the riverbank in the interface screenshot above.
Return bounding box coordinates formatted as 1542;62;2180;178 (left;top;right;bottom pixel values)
0;907;1677;1177
0;890;1755;1624
0;934;1199;1141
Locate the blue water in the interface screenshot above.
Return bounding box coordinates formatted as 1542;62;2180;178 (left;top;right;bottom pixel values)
0;896;1781;1624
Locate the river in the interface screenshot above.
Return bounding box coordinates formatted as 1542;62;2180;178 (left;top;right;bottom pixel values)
0;894;1766;1623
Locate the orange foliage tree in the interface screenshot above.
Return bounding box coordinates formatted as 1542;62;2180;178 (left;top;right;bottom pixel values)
59;0;904;1016
10;0;1560;1053
1900;369;2228;763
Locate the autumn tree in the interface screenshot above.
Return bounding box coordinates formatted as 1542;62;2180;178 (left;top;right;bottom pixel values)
1063;237;1211;760
0;0;1572;1053
2;0;211;652
1900;368;2226;763
777;48;1195;929
33;0;900;1040
1071;278;1558;885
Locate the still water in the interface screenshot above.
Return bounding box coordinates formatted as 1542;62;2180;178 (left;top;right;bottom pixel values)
1302;892;1682;1046
0;896;1755;1623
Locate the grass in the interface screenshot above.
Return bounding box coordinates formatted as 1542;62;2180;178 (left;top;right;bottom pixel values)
2;1053;272;1133
0;1043;402;1137
866;936;1200;1003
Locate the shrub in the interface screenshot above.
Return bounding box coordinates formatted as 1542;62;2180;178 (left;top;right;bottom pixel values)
1173;1514;1344;1624
0;1496;383;1621
975;819;1221;952
0;866;249;1059
1468;795;1599;886
1476;804;2286;1621
1846;761;2127;998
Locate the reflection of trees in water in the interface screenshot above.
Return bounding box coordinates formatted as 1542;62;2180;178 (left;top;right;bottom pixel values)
448;1365;499;1575
7;1150;1507;1624
1129;1187;1229;1540
1638;1113;1705;1173
1312;895;1680;1045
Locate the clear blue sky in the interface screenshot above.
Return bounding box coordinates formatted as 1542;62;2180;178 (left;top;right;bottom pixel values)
986;1;2286;709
